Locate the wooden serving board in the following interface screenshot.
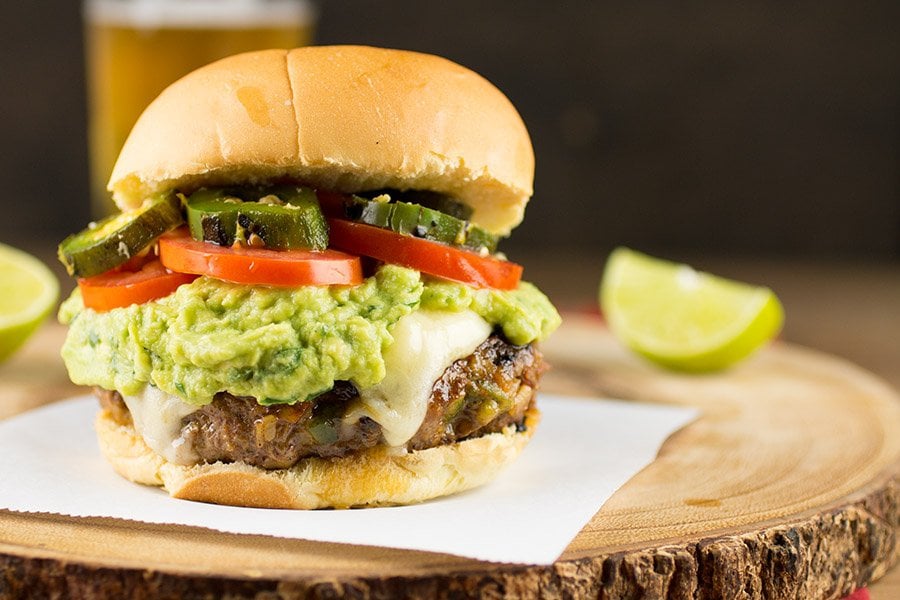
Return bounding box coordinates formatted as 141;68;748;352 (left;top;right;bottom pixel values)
0;316;898;599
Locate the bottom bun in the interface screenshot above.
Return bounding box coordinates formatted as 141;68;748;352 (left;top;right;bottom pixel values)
95;407;539;509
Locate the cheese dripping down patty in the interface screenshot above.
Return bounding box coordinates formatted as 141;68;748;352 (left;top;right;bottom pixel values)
345;309;492;448
121;309;492;465
121;385;199;464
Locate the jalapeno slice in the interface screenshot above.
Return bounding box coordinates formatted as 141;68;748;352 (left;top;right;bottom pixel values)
329;194;501;253
185;186;329;251
58;193;184;278
358;189;474;220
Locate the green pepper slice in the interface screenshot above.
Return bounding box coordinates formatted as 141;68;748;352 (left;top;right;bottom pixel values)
339;195;501;253
58;193;184;278
186;186;328;251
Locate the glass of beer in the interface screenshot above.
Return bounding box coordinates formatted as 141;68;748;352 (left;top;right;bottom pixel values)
84;0;316;217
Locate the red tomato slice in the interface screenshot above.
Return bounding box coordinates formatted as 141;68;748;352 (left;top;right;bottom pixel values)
158;228;363;287
79;259;198;312
326;219;522;290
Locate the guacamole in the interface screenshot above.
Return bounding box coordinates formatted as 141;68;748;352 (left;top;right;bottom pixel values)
59;265;560;406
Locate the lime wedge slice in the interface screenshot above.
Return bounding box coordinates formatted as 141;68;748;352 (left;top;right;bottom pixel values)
600;247;784;371
0;243;59;362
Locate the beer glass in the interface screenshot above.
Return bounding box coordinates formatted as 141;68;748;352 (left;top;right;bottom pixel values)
84;0;316;216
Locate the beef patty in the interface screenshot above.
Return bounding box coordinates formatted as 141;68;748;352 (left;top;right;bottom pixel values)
97;334;545;469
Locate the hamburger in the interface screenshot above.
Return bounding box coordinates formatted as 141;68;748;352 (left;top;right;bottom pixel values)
57;46;560;509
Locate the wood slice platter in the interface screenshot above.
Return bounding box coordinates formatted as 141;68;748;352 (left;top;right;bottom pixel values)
1;316;898;599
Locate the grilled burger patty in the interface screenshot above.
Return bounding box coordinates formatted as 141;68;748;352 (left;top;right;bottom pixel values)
97;334;545;469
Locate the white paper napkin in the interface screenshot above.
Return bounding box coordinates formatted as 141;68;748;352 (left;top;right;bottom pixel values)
0;394;695;565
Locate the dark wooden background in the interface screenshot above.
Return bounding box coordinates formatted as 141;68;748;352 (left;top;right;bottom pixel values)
0;1;898;260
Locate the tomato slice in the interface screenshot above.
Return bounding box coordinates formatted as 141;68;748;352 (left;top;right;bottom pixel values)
79;259;198;312
326;219;522;290
158;228;363;287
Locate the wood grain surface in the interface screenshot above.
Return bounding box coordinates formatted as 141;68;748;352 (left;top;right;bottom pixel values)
0;314;898;599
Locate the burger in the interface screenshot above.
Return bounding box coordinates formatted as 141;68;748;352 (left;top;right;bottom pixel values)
57;46;560;509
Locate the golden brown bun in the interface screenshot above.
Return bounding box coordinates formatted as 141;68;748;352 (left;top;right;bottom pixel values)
95;407;539;509
109;46;534;235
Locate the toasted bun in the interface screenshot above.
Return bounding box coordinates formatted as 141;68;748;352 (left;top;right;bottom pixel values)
95;407;539;509
109;46;534;235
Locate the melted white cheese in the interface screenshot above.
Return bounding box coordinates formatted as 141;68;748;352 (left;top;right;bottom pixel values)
346;309;491;447
122;386;199;465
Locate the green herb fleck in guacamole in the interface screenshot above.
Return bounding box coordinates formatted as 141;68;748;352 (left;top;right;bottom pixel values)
59;265;560;405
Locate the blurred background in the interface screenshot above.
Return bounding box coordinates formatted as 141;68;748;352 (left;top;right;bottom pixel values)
1;1;897;260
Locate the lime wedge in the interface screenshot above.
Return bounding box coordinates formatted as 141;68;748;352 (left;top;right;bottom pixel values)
0;243;59;362
600;247;784;371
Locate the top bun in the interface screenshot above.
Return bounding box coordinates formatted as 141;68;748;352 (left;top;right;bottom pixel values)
109;46;534;235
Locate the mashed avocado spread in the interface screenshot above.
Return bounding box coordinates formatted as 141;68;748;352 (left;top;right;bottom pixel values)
59;265;560;406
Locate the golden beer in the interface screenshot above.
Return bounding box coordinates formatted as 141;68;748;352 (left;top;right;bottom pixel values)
84;0;315;216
